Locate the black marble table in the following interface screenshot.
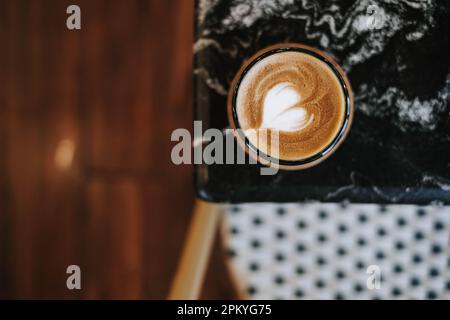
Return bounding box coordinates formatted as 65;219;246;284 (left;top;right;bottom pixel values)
193;0;450;204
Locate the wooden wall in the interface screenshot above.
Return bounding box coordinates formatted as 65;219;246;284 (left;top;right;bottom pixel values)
0;0;235;299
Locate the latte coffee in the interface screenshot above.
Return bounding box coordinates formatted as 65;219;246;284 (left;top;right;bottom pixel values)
228;44;353;170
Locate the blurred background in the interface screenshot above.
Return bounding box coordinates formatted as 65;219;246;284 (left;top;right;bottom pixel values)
0;0;236;299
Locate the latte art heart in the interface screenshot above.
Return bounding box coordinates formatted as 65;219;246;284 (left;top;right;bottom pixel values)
233;49;348;162
261;82;314;132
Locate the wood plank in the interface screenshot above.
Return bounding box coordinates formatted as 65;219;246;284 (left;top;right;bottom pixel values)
0;0;237;299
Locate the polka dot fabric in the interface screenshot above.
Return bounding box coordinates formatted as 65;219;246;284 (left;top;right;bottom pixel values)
223;204;450;300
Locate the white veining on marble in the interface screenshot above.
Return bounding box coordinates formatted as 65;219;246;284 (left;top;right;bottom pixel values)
195;0;446;133
199;0;436;69
422;175;450;191
356;72;450;131
194;67;228;95
198;0;221;25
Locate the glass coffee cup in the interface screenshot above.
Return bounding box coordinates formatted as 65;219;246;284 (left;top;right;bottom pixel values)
227;43;354;170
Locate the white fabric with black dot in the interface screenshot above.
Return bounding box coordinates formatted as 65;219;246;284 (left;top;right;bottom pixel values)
223;204;450;300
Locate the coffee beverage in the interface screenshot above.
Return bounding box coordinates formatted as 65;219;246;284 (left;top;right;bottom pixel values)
228;44;353;169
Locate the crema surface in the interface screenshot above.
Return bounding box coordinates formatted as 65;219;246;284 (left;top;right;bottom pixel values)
235;51;346;161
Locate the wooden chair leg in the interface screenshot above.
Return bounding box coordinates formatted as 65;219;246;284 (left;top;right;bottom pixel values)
167;200;223;300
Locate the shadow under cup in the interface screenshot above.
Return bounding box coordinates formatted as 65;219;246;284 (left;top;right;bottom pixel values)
227;44;354;171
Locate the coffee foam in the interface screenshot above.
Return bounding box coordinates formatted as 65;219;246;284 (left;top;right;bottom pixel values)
235;51;346;161
261;82;314;132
